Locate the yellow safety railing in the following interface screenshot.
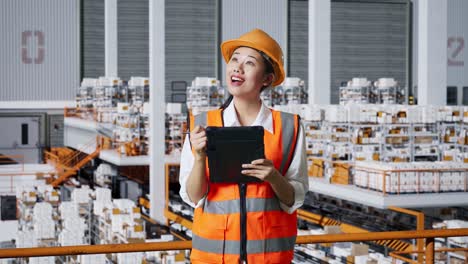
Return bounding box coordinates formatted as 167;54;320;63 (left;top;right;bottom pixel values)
0;155;26;194
0;228;467;263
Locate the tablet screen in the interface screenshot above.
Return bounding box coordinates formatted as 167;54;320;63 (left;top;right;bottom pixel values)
205;126;264;183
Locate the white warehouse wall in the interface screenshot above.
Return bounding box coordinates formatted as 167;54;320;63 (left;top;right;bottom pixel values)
221;0;288;86
413;0;468;104
0;0;79;105
447;0;468;90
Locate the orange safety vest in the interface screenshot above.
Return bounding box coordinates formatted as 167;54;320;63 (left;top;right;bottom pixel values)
188;108;300;264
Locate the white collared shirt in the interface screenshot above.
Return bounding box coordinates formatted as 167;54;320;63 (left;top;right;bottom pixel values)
179;101;309;214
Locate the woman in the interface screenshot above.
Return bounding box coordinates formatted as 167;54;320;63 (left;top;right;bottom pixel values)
179;29;308;264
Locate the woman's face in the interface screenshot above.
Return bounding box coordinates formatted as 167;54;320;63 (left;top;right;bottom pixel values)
226;47;273;100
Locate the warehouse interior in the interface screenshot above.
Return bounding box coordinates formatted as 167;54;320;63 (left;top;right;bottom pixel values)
0;0;468;263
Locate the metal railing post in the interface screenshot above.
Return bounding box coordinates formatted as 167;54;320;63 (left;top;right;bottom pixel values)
389;206;425;262
425;237;435;264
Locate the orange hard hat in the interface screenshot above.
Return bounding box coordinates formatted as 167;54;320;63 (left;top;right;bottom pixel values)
221;28;285;87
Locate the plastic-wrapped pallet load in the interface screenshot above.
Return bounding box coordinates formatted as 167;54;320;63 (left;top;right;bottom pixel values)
116;252;144;264
77;78;98;109
58;228;85;246
281;77;308;105
273;104;302;116
131;207;141;220
438;106;462;123
444;220;468;245
186;77;224;109
339;78;375;105
16;230;37;248
71;185;92;204
63;217;86;233
16;185;37;203
33;202;53;219
355;161;468;194
111;213;133;234
36;185;59;203
140;102;150;155
331;242;352;259
79;254;107;264
93;200;113;219
115;102;141;156
303;105;324;122
325;105;348;123
418;105;438;123
33;217;55;239
95;187;112;202
59;201;79;219
374;78;404;104
128;77;149;110
113;199;135;214
29;257;55;264
94;163;117;187
166;103;187;155
347;104;380;123
96;76;123;109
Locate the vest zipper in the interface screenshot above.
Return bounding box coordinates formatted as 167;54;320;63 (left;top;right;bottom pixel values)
239;183;247;263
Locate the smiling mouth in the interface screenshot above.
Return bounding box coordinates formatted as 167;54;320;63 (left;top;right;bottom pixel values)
231;76;244;84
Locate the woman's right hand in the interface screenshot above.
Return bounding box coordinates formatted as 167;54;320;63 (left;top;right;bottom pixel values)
190;126;207;161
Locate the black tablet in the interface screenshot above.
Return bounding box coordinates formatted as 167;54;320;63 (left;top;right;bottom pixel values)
205;126;265;183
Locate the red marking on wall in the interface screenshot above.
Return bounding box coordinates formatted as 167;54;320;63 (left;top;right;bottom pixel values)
448;37;465;67
21;30;45;64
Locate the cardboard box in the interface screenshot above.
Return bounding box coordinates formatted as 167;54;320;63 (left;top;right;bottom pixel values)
324;226;342;234
351;243;369;256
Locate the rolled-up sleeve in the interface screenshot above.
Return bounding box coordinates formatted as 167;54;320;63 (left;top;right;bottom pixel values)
179;134;206;208
279;124;309;214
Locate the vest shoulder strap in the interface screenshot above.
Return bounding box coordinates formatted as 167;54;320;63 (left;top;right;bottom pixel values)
277;111;301;175
188;109;224;132
189;111;208;131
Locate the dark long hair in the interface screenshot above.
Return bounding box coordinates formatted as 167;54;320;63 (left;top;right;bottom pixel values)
220;51;275;110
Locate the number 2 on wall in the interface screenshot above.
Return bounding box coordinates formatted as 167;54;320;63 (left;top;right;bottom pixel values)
448;37;465;67
21;30;45;64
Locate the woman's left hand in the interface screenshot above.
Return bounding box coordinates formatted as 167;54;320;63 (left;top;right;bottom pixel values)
241;159;281;182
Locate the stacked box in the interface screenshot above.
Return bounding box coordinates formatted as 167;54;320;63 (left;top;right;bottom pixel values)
309;158;325;178
438;106;462;123
331;163;350;185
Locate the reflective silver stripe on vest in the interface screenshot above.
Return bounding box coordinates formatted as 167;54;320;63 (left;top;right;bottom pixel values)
203;197;281;214
194;111;207;128
192;234;296;255
279;112;296;173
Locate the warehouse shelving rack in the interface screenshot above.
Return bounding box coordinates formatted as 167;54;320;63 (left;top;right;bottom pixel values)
381;123;411;163
411;123;440;162
350;123;382;162
163;163;194;241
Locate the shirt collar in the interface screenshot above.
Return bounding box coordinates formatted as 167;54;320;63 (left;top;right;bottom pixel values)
223;100;273;133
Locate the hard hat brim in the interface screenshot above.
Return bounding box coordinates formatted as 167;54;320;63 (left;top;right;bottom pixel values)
221;39;285;87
